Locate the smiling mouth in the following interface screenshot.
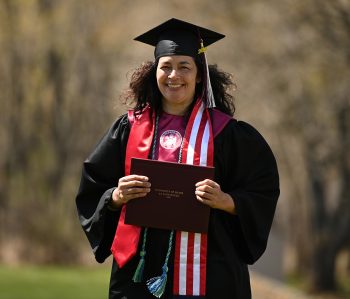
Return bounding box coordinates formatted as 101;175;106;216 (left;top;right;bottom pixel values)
167;83;182;88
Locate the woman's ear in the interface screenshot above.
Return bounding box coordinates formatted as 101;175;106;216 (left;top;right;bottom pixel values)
196;75;202;84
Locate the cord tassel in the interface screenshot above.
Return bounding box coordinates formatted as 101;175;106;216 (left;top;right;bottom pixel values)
146;265;168;298
146;230;174;297
132;228;148;283
132;250;146;282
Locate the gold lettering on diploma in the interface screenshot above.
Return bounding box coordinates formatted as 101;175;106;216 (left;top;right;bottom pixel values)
154;188;184;199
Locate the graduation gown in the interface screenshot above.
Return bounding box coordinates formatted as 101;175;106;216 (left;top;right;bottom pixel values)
76;113;280;299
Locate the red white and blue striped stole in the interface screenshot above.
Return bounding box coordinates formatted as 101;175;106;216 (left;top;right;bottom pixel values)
173;99;214;298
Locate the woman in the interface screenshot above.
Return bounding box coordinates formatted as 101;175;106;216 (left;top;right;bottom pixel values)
76;18;279;299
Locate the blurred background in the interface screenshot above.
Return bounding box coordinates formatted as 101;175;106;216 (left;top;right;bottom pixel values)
0;0;349;298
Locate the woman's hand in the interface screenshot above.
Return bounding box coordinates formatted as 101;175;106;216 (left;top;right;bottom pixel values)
110;175;151;209
195;179;236;215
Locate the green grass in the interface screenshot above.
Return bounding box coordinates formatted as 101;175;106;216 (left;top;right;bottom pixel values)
0;264;111;299
286;272;350;299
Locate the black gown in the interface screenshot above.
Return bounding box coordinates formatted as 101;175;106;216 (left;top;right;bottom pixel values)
76;113;280;299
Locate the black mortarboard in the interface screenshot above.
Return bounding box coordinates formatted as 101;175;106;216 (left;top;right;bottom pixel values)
134;18;225;59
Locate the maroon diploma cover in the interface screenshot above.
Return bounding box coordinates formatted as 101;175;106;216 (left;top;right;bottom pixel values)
124;158;215;233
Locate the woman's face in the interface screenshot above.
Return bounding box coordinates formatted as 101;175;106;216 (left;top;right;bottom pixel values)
156;55;200;115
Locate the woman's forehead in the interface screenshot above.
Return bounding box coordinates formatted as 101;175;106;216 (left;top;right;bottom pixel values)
158;55;196;64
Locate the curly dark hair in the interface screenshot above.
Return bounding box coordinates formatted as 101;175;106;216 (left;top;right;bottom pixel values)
121;59;236;117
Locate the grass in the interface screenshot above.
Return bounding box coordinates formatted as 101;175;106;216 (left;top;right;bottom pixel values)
2;264;349;299
286;272;350;299
0;264;111;299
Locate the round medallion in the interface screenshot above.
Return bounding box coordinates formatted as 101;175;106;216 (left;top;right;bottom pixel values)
160;130;182;150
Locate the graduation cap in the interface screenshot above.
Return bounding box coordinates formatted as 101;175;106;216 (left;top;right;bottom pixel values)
134;18;225;59
134;18;225;108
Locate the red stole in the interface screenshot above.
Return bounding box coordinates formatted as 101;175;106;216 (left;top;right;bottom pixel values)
110;107;154;266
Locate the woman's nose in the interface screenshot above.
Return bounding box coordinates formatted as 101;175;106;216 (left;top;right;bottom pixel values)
168;69;179;79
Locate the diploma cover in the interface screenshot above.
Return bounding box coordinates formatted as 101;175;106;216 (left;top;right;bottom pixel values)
124;158;215;233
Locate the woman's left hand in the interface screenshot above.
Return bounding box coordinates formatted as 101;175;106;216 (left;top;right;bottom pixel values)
195;179;236;215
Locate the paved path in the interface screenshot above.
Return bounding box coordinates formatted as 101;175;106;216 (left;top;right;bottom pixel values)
251;271;312;299
250;232;285;281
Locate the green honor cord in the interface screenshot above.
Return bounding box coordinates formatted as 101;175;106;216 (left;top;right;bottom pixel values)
132;112;182;297
132;228;175;298
146;230;174;298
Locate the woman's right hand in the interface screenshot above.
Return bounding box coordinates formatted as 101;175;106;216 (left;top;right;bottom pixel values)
110;175;151;209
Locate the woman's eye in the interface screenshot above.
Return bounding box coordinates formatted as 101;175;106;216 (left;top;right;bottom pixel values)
181;66;190;70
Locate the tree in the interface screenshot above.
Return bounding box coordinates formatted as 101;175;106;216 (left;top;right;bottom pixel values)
250;0;350;292
218;0;350;292
288;0;350;291
0;0;125;263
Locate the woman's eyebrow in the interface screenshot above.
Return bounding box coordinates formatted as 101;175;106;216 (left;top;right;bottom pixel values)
159;61;192;66
159;60;171;65
178;61;192;66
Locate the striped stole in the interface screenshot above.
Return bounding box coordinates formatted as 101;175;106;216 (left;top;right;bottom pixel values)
173;100;213;297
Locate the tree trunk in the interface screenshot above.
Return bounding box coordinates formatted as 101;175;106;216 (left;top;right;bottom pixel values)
310;241;337;292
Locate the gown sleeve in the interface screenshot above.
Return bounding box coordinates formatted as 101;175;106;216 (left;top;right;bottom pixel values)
75;114;130;263
214;120;280;265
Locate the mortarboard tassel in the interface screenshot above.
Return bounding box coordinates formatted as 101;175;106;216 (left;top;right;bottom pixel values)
198;40;216;108
146;230;174;298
